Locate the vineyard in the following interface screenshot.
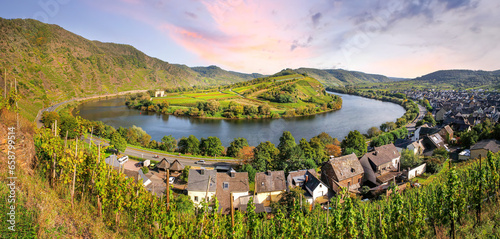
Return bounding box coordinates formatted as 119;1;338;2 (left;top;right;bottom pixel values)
30;126;500;238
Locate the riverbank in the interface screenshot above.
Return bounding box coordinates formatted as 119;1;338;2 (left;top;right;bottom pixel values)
35;90;148;128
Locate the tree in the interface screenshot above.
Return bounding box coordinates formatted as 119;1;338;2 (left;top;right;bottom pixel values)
367;127;381;138
253;141;279;171
278;131;296;161
110;131;127;154
240;164;257;182
227;137;249;157
423;112;436;126
199;136;224;156
205;101;220;115
161;135;177;152
325;144;342;157
380;121;396;132
310;137;328;164
41;111;59;128
237;146;255;163
178;135;200;155
59;114;80;139
312;132;334;145
258;104;271;116
299;138;317;160
425;158;443;174
400;149;422;169
341;130;366;157
179;165;191;182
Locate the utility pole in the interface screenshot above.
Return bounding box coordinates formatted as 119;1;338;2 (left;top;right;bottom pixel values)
166;169;170;210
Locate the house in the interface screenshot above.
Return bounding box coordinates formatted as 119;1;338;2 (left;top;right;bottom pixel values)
215;169;249;214
254;171;286;208
470;139;500;159
438;125;454;143
155;90;165;97
422;133;447;156
286;169;317;189
187;168;217;206
234;195;266;213
435;108;448;121
122;169;152;187
321;153;364;194
360;144;401;186
406;140;425;155
303;171;329;205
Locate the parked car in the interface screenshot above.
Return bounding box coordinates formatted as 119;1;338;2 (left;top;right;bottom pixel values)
169;177;175;184
195;160;205;164
117;155;129;164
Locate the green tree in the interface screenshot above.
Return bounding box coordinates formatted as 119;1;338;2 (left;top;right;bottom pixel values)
240;164;257;182
367;126;381;137
312;132;334;145
227;137;249;157
59;114;80;139
110;131;127;154
253;141;279;171
161;135;177;152
278;131;297;161
41;111;59;128
341;130;366;157
401;149;422;169
199;136;224;156
178;135;200;155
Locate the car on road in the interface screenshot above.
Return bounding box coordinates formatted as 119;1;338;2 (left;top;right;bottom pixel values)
195;160;205;164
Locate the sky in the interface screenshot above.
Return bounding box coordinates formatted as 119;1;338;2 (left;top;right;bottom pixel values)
1;0;499;78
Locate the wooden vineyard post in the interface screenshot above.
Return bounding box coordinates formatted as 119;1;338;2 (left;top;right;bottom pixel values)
89;126;93;149
230;193;234;228
71;138;78;209
166;169;170;210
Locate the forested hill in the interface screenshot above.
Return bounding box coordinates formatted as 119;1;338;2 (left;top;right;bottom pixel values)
0;18;255;120
413;69;500;88
294;67;394;86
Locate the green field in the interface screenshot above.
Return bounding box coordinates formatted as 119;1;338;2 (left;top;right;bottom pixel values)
131;71;342;119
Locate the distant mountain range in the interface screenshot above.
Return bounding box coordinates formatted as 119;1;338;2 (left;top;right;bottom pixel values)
0;17;498;120
413;69;500;88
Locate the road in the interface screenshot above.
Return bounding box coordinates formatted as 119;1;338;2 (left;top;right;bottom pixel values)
406;103;427;133
82;136;239;168
34;90;148;128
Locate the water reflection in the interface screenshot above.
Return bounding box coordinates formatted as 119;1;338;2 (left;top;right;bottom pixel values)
75;93;406;146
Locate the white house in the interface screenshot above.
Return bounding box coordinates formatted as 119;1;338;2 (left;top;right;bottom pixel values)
187;168;217;207
303;171;329;205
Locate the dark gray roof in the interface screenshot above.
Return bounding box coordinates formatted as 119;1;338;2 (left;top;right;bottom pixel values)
362;144;400;167
304;171;326;192
286;169;316;188
324;153;364;182
471;139;500;153
186;168;217;192
255;171;286;193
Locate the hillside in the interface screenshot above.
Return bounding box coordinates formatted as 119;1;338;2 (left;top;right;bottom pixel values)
0;18;253;120
126;70;342;119
295;68;394;86
413;69;500;88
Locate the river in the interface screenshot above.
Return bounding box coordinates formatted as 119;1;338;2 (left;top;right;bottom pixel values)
74;93;406;146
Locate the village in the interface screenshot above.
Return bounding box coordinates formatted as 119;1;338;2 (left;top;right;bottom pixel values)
103;91;500;214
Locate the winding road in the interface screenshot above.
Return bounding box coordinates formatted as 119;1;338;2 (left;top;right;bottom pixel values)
36;90;239;169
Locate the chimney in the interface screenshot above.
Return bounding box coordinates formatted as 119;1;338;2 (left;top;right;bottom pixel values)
230;168;236;178
200;168;205;175
305;175;309;183
374;151;378;156
267;170;271;176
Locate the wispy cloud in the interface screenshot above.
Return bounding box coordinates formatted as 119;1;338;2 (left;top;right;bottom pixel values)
84;0;500;77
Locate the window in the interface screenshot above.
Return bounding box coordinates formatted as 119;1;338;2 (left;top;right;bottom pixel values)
194;196;198;202
223;182;229;189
